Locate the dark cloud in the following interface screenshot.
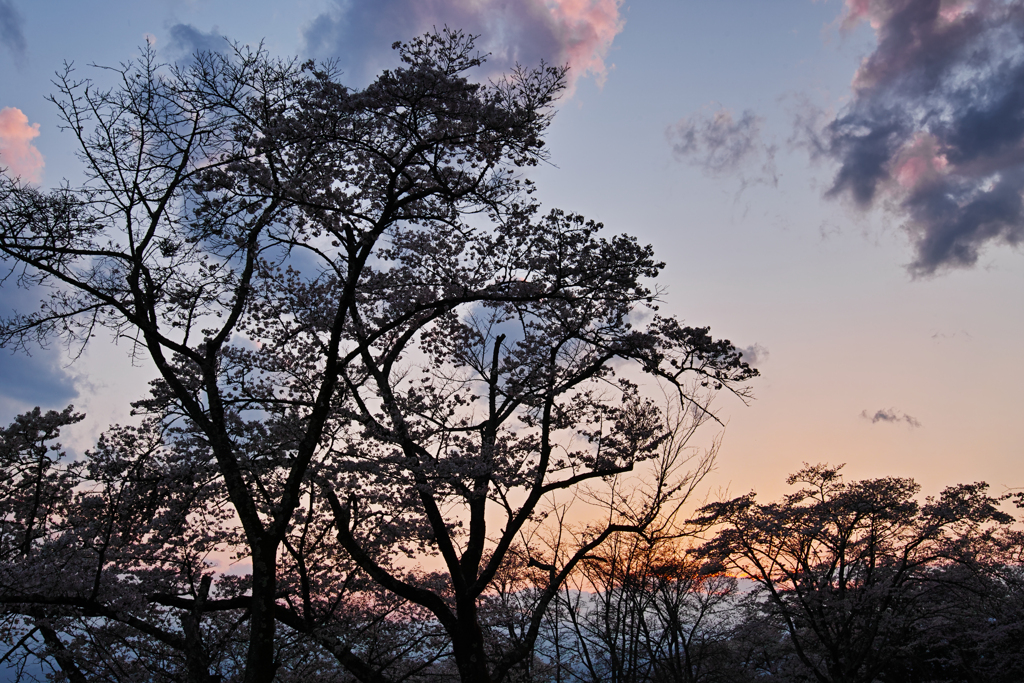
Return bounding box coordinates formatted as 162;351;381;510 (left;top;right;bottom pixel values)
0;274;78;409
167;24;227;58
0;0;26;64
0;347;78;408
738;343;769;368
668;107;778;186
301;0;623;90
930;328;971;340
814;0;1024;275
860;407;921;427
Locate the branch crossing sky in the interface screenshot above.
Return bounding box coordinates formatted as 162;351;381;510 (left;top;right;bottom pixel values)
0;0;1020;498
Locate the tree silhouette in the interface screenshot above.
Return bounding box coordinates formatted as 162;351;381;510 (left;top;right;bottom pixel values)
695;464;1017;683
0;30;756;683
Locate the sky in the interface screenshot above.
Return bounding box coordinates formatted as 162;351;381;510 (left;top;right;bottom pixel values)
0;0;1021;503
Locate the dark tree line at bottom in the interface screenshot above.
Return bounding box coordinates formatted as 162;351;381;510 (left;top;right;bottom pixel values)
1;407;1019;683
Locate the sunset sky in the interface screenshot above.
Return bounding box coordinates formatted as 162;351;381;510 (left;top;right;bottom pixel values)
0;0;1021;501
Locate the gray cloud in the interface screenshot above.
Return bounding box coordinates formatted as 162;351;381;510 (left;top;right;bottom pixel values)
167;24;227;58
813;0;1024;275
0;348;78;408
0;275;78;409
738;343;769;368
0;0;26;64
668;107;778;186
861;407;921;427
930;329;971;341
301;0;623;90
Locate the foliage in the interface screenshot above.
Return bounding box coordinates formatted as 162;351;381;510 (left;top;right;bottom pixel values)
0;29;756;683
694;464;1018;683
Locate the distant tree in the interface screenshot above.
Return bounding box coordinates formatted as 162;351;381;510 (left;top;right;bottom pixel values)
642;552;744;683
695;464;1017;683
0;29;756;683
556;534;744;683
880;559;1024;683
540;422;745;683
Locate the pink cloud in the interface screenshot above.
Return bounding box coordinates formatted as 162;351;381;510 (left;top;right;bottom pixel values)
842;0;876;28
545;0;624;88
938;0;974;23
304;0;626;94
844;0;975;31
892;134;948;190
0;107;44;183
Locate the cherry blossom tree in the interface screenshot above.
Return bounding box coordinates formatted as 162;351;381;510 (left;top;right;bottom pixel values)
0;406;449;682
0;408;239;682
695;464;1017;683
0;29;757;682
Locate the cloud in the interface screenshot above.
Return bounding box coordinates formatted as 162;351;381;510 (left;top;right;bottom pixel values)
167;23;227;58
0;349;78;409
813;0;1024;275
0;107;44;183
738;343;770;368
860;407;921;427
0;0;26;64
302;0;625;91
668;107;778;186
0;282;79;417
930;328;971;340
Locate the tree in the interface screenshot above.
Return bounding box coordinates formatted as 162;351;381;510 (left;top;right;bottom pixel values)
0;30;756;682
556;530;744;683
0;405;454;682
0;409;237;682
695;464;1016;683
883;561;1024;683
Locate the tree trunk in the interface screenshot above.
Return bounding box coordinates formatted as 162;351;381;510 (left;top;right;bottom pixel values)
182;575;218;683
244;540;279;683
452;597;492;683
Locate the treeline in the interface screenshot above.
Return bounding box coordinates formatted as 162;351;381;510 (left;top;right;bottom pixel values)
1;406;1019;683
535;466;1024;683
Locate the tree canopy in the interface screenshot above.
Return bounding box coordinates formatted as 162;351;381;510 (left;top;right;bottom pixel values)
695;463;1020;683
0;30;757;683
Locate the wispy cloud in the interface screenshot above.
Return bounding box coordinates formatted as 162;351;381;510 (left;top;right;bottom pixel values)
668;107;778;186
0;0;26;65
930;328;971;341
0;107;44;183
167;24;227;58
738;343;770;368
861;407;921;427
810;0;1024;275
302;0;625;92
